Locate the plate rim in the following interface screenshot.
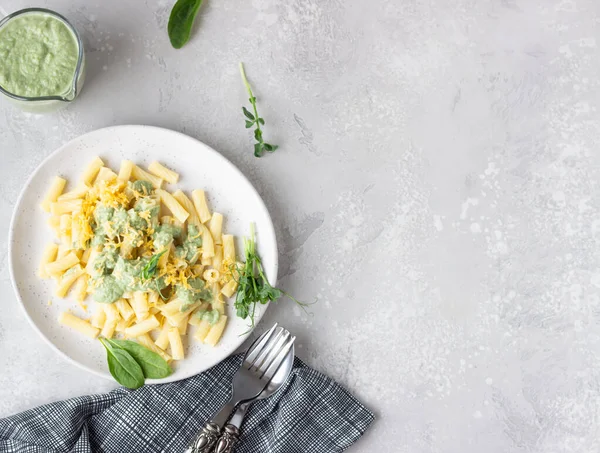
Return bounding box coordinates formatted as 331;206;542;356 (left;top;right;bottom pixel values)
8;124;278;384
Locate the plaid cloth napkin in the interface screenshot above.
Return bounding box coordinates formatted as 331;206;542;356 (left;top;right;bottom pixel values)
0;355;374;452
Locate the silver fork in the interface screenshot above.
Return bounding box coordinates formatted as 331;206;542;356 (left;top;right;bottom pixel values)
211;328;295;453
184;324;291;453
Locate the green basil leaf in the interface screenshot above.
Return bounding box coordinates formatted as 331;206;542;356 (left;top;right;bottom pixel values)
242;107;255;121
106;339;173;379
141;250;166;280
168;0;203;49
100;339;145;389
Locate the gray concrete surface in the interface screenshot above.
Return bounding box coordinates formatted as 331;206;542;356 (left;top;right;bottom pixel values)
2;0;600;451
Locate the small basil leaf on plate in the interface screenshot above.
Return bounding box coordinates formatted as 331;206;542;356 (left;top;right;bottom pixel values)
107;339;173;379
168;0;203;49
100;338;145;389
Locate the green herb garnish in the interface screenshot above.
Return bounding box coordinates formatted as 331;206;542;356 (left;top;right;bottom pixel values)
100;338;145;389
234;224;307;326
141;250;166;281
168;0;203;49
99;338;172;388
104;339;172;379
239;63;279;158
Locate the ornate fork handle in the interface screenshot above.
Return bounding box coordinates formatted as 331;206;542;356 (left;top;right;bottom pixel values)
213;425;240;453
183;421;221;453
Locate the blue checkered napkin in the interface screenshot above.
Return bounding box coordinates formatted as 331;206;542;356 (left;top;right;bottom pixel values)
0;356;374;452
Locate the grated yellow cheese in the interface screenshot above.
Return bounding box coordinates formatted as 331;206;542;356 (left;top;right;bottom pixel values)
139;210;151;222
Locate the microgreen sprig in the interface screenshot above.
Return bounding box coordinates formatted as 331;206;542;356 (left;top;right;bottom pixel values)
239;62;278;158
234;224;311;327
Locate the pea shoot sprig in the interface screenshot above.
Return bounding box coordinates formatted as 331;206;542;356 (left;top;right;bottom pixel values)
239;63;279;158
234;224;309;326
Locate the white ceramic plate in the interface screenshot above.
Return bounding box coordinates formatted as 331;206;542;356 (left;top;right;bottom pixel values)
9;125;277;383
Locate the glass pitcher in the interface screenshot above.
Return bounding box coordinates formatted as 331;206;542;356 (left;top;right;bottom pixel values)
0;7;86;113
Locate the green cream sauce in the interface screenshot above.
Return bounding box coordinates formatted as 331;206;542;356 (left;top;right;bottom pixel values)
91;202;207;304
177;278;212;310
0;13;79;97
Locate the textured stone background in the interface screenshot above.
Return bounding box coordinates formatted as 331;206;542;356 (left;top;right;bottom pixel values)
2;0;600;451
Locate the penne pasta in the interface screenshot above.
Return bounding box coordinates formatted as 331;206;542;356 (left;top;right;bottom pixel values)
116;317;135;333
56;243;69;259
71;213;82;249
168;327;184;360
85;247;101;276
45;252;79;277
101;318;118;339
160;298;183;317
59;214;72;247
94;166;118;184
222;235;235;263
81;157;105;185
51;199;82;215
212;245;223;272
208;213;223;245
80;247;92;265
148;161;179;184
58;312;99;339
204;315;227;346
115;299;135;321
177;315;189;335
72;275;89;304
117;160;134;182
131;165;163;189
91;304;106;329
103;303;120;321
124;315;160;338
55;264;84;297
148;291;159;305
166;303;199;327
156;189;189;223
58;183;89;201
41;176;67;212
172;190;200;226
221;279;238;298
137;333;172;361
47;216;61;235
194;320;211;343
191;189;211;223
38;243;59;278
155;322;171;350
201;224;215;259
131;291;149;321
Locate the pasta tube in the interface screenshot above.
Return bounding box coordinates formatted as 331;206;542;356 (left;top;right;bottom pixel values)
168;328;184;360
58;312;99;339
41;176;67;212
148;161;179;184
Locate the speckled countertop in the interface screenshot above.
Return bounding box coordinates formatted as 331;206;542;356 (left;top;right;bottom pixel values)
1;0;600;452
